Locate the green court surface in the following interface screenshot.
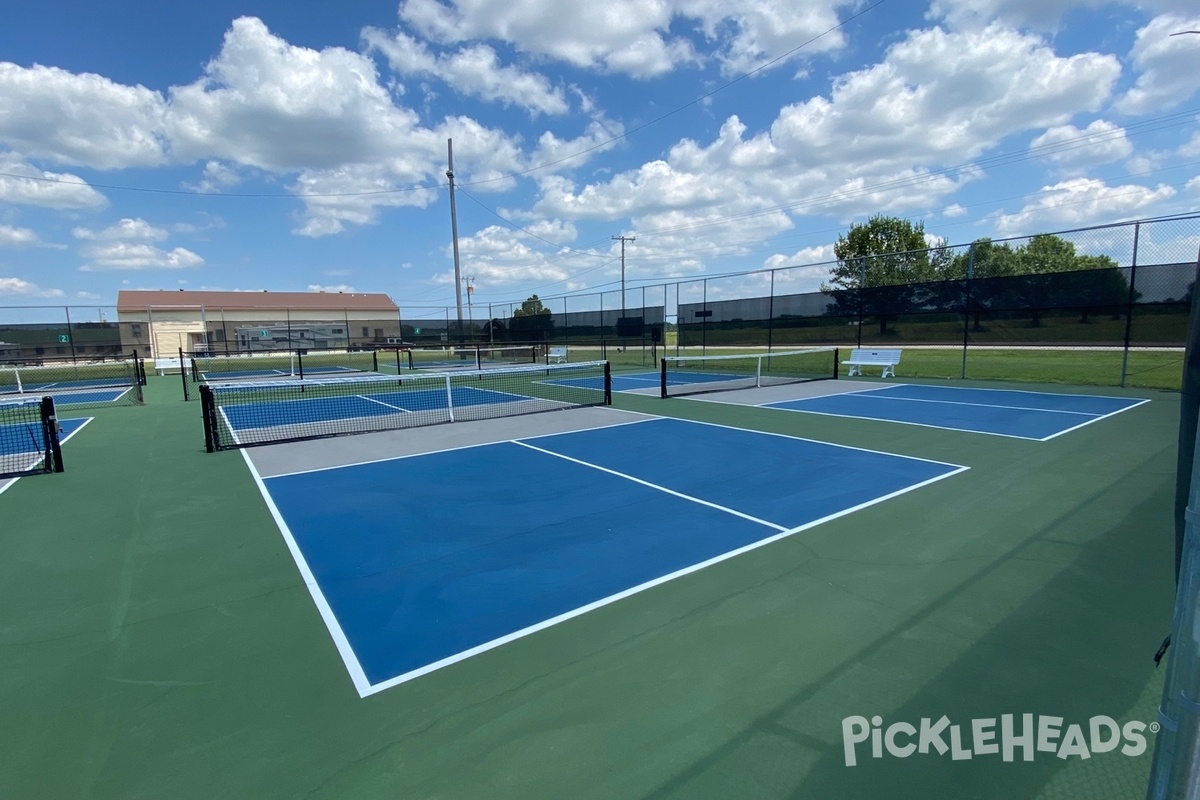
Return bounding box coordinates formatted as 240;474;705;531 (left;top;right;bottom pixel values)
0;372;1177;799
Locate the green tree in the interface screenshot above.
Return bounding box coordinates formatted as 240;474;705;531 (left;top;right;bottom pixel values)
823;215;950;335
508;294;556;342
958;235;1127;329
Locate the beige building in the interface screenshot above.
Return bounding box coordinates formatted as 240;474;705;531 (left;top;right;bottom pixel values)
116;290;401;358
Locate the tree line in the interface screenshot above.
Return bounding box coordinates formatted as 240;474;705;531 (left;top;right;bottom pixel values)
824;215;1133;334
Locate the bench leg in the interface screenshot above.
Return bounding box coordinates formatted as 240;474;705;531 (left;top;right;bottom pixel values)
848;364;860;376
882;365;895;378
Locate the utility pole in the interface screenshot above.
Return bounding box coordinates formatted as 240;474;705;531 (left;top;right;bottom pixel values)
612;234;635;313
447;139;464;342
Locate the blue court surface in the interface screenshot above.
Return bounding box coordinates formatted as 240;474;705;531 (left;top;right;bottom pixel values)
0;416;92;488
252;416;966;695
762;384;1147;440
221;385;528;432
3;385;134;408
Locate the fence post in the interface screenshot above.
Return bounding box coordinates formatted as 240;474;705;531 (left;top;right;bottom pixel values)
856;257;865;348
64;306;77;362
1121;223;1141;388
768;270;775;352
962;244;974;379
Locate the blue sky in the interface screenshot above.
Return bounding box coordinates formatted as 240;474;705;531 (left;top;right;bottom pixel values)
0;0;1197;319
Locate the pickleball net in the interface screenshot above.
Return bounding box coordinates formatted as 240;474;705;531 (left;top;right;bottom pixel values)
1;354;144;408
201;359;612;451
660;347;839;398
0;396;65;478
183;348;380;400
405;344;539;371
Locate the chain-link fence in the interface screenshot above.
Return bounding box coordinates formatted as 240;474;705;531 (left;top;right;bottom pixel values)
3;216;1195;389
664;216;1198;389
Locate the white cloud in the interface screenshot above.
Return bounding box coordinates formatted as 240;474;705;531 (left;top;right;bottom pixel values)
0;63;168;169
185;160;243;193
1181;129;1200;158
167;17;427;173
0;224;44;247
1030;120;1133;170
443;220;584;290
0;157;107;210
73;218;169;242
1116;14;1200;116
993;178;1177;234
0;277;65;298
676;0;846;76
308;283;358;293
397;0;847;78
929;0;1197;31
363;28;569;115
399;0;693;78
78;242;205;271
535;24;1121;259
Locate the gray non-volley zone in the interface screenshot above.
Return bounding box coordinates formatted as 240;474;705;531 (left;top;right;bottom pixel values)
0;353;144;409
0;396;64;479
661;348;840;398
200;360;612;451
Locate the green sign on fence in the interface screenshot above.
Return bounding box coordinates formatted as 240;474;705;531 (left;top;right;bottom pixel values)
58;334;69;343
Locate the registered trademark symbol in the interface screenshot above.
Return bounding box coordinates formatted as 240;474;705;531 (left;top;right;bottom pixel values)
1150;722;1161;733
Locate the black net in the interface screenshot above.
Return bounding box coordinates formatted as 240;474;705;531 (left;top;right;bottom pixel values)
661;348;839;398
0;354;144;409
405;344;539;371
201;360;612;451
184;348;380;399
0;396;64;478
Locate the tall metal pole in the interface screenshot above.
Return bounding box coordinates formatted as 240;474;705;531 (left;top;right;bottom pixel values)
613;235;635;313
447;139;464;342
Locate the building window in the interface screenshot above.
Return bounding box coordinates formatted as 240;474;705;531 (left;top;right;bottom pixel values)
56;346;65;354
362;327;369;338
333;328;344;335
131;323;142;336
35;347;45;355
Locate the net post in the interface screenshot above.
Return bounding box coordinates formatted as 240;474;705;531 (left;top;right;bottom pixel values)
833;347;840;380
660;358;668;398
296;349;305;381
445;374;455;422
179;347;190;400
40;396;64;473
371;350;378;373
755;354;763;388
200;384;217;452
604;361;612;405
132;357;145;404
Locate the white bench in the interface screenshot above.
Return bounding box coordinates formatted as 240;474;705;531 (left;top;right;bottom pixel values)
154;356;191;375
547;347;568;364
843;348;901;378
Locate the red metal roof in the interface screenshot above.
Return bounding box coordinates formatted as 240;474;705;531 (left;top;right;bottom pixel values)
117;290;398;312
